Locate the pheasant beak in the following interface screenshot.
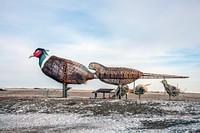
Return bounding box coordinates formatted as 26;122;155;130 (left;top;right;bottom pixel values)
29;54;34;58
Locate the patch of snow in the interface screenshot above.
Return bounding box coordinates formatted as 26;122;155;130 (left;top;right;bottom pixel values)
1;113;200;132
1;100;200;132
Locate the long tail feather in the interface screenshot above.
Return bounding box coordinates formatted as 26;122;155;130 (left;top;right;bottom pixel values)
92;72;189;79
141;73;189;79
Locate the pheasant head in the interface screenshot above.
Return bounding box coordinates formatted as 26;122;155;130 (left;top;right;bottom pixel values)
29;48;49;67
88;62;104;71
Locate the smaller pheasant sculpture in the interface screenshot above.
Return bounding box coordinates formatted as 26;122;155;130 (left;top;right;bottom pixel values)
131;84;150;100
161;79;180;100
29;48;94;97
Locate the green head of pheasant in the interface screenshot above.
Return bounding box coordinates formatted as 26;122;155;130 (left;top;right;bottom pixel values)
29;48;49;67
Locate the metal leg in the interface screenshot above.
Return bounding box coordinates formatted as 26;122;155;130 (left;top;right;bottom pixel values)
95;93;97;99
118;85;122;99
169;95;171;101
119;89;121;99
133;81;135;99
103;93;105;99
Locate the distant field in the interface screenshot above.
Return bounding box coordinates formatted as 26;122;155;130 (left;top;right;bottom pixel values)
1;88;200;101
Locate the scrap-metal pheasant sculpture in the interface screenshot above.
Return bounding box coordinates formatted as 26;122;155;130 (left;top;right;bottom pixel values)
89;62;188;99
111;84;150;99
29;48;94;97
131;84;150;100
112;85;129;98
161;79;180;100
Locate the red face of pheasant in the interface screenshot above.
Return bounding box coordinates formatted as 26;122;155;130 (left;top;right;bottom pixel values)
29;48;47;58
33;49;42;58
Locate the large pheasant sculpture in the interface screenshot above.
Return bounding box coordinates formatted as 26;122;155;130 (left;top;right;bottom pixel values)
89;62;188;99
29;48;94;97
161;79;180;100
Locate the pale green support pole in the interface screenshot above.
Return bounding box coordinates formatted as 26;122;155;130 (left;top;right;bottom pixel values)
62;83;67;98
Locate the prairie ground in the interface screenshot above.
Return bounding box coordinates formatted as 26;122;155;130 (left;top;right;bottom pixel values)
1;89;200;132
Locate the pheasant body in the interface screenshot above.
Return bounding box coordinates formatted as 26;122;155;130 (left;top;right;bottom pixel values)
134;84;149;95
42;55;94;84
88;62;143;85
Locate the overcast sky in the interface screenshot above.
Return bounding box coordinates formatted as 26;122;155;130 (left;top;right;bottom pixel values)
0;0;199;92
